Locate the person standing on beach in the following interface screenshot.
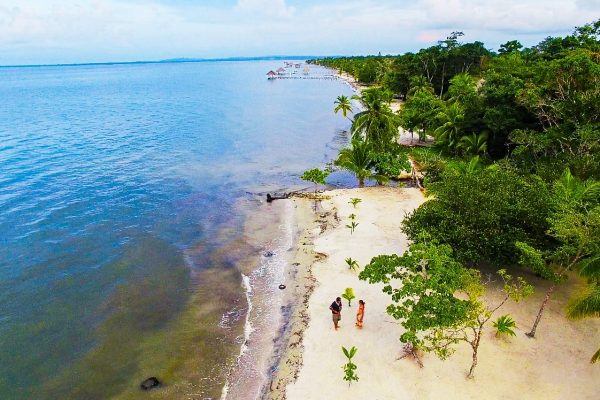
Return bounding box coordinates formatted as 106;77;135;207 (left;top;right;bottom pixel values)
329;297;342;330
355;300;365;328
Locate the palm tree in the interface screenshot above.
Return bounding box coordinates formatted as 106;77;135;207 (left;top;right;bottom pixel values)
447;73;477;102
434;102;465;149
350;88;399;151
375;58;394;82
458;132;488;155
526;169;600;338
335;139;373;187
334;95;353;121
408;75;433;96
553;168;600;209
567;284;600;363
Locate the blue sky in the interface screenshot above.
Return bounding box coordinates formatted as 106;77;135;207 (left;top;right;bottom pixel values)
0;0;598;65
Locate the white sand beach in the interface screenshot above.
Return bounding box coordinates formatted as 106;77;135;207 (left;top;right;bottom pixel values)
267;187;600;400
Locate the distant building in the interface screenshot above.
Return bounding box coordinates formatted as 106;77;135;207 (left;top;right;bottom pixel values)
276;67;286;75
267;70;277;79
303;66;310;75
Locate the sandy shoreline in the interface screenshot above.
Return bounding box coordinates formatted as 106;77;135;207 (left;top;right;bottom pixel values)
264;187;600;400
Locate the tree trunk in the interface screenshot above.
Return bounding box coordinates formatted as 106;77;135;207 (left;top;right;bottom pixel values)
358;178;365;187
439;63;446;97
397;343;424;368
467;329;482;378
526;284;556;338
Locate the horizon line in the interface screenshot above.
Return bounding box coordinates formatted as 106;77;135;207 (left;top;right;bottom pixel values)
0;55;336;69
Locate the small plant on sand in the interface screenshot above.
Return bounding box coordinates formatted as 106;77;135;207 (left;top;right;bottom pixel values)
301;168;330;193
345;257;359;271
349;197;362;208
342;288;356;307
346;213;359;234
493;315;517;337
342;346;359;385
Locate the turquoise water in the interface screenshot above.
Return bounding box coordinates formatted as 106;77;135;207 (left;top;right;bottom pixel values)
0;61;352;399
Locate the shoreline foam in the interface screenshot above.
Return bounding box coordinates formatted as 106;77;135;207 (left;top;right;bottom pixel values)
262;196;337;399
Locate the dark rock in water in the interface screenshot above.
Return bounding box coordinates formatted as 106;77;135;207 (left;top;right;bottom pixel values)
140;377;161;391
264;251;274;257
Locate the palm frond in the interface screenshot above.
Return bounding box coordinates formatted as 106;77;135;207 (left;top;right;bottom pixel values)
567;284;600;319
578;255;600;281
582;181;600;203
591;347;600;364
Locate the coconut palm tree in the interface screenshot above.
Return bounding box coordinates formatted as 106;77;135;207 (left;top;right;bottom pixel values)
458;132;488;155
525;170;600;339
334;95;353;121
553;168;600;209
350;88;399;151
447;73;477;102
335;139;373;187
567;284;600;363
434;102;465;149
375;58;394;82
408;75;433;96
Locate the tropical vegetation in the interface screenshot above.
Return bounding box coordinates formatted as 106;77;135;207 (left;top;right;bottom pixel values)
306;19;600;366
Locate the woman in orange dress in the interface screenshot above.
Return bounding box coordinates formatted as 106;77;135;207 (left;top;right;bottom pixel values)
355;300;365;328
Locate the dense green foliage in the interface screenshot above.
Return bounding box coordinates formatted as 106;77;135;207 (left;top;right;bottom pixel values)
322;19;600;364
315;32;490;98
402;163;554;266
313;20;600;166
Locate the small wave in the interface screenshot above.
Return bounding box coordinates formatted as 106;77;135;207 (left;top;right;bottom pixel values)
221;201;295;400
221;273;254;399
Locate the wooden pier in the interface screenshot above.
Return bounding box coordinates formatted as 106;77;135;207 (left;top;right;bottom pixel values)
269;75;340;80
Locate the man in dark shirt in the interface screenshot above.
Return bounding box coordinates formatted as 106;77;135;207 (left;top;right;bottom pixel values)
329;297;342;330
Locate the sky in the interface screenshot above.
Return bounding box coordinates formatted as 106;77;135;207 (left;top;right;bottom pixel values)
0;0;598;65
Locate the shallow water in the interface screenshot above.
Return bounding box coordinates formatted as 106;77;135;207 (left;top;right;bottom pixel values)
0;61;353;399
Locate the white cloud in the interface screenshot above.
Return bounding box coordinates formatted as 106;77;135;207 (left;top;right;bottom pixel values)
416;0;584;34
0;0;597;65
235;0;295;18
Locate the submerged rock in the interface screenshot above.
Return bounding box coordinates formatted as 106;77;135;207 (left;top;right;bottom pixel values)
264;251;274;257
140;377;161;391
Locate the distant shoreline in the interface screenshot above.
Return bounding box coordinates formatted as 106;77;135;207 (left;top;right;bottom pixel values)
0;55;323;69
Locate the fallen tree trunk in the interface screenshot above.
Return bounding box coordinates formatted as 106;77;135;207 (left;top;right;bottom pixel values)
266;193;290;202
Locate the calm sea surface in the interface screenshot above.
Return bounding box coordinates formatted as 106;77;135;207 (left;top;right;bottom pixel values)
0;61;353;399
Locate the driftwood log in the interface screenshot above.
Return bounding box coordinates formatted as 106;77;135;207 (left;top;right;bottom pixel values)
266;193;290;202
266;190;330;202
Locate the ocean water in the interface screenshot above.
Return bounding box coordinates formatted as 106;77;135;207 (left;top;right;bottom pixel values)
0;61;353;399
